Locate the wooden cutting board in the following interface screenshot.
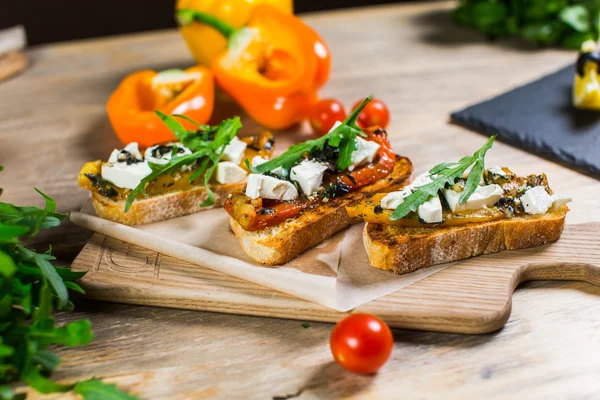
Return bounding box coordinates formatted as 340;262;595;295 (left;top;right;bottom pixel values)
71;222;600;334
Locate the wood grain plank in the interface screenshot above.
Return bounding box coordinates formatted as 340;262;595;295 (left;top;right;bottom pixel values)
71;223;600;334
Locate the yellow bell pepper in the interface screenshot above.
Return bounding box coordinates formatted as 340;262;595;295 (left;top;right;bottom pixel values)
573;40;600;110
176;0;293;66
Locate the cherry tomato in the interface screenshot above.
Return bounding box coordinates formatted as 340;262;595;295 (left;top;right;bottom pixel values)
310;98;347;136
330;313;393;374
352;98;390;129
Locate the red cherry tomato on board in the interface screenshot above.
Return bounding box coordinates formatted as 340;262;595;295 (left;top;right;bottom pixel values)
352;98;390;129
310;98;347;136
330;313;393;374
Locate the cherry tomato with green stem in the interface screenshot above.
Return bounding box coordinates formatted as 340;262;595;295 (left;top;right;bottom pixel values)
330;313;393;374
352;98;390;129
310;98;347;136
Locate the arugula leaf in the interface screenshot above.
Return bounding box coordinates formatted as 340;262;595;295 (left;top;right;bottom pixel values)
459;136;495;203
251;95;373;174
75;378;139;400
124;115;242;213
172;113;214;131
154;110;187;138
155;111;218;151
390;136;496;221
197;117;242;207
124;149;210;212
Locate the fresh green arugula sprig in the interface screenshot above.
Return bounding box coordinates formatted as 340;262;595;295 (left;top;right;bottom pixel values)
249;96;373;175
389;136;496;221
124;112;242;213
0;177;137;399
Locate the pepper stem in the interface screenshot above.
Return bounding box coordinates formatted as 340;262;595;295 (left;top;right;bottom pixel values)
176;9;236;39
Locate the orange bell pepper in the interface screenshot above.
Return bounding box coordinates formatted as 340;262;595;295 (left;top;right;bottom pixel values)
177;5;330;130
107;66;214;148
176;0;293;66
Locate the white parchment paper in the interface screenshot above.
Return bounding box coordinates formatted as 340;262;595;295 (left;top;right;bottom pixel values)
71;202;451;311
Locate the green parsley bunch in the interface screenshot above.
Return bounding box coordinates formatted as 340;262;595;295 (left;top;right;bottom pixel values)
0;167;137;399
453;0;600;48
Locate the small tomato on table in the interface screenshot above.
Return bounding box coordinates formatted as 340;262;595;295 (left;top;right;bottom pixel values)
352;98;390;129
310;98;347;136
107;66;214;148
330;313;393;374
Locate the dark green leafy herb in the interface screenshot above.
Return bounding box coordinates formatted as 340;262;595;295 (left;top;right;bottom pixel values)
0;172;137;399
249;96;373;174
74;378;139;400
124;113;242;212
301;323;310;329
389;136;495;221
453;0;600;49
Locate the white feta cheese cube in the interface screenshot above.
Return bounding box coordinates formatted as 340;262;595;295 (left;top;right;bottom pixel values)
245;174;298;201
144;143;192;165
215;161;247;184
221;136;248;165
290;159;329;196
418;195;443;224
251;156;286;178
521;186;553;215
349;137;381;171
379;173;433;210
101;161;151;190
550;193;572;209
102;142;151;189
108;142;144;163
380;188;412;210
411;172;433;188
443;184;503;212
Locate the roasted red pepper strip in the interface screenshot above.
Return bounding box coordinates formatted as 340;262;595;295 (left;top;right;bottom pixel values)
225;127;396;231
225;195;317;231
328;127;396;190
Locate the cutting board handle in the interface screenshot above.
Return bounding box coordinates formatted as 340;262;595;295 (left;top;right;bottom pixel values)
516;222;600;286
520;262;600;286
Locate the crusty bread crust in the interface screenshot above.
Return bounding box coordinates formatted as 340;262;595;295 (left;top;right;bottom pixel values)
229;156;414;265
91;181;246;226
363;205;569;274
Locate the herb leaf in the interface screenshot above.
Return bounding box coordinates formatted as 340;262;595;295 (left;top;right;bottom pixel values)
155;110;187;138
74;378;139;400
389;136;496;221
0;169;138;399
19;246;69;308
458;136;495;204
155;111;218;151
124;115;242;213
251;95;373;174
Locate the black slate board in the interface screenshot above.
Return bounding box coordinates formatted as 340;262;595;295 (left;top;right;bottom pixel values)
451;65;600;178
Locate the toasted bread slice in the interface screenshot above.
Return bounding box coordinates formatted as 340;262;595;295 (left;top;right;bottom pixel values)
363;205;569;274
91;181;246;226
229;156;414;265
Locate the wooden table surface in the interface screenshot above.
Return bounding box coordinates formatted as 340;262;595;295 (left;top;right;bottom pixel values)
2;2;600;399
